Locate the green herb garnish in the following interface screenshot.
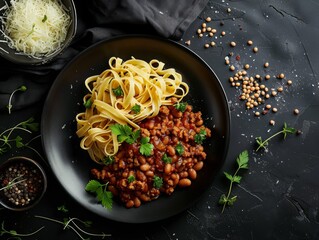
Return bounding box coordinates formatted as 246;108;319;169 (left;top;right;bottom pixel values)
42;15;47;23
131;104;141;114
110;124;140;144
7;85;27;114
0;221;44;239
83;99;92;109
175;143;184;155
127;175;135;183
219;150;249;213
174;102;187;112
139;137;153;156
27;24;35;37
162;153;172;164
85;180;113;210
0;118;39;155
112;86;124;97
194;129;207;144
255;122;296;151
57;205;69;213
153;175;163;189
101;156;115;165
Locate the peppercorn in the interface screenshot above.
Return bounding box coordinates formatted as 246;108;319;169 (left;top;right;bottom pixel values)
247;40;253;45
294;109;300;115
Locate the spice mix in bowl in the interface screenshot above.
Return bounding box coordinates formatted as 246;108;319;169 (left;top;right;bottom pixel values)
0;156;47;211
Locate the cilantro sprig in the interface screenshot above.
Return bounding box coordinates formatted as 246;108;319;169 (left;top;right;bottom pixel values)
7;85;27;114
153;175;163;189
255;122;296;151
194;129;207;144
127;175;135;183
175;143;184;155
85;180;113;210
139;137;154;156
174;102;187;112
162;153;172;164
112;86;124;97
219;150;249;213
110;124;140;144
131;104;141;114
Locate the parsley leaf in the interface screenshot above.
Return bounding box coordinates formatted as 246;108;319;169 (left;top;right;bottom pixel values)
131;104;141;114
110;124;141;145
127;175;135;183
139;137;153;156
112;86;124;97
83;99;92;109
194;129;207;144
42;15;47;23
101;156;115;165
57;205;69;213
162;153;172;164
85;180;113;210
175;143;184;155
153;175;163;189
174;102;187;112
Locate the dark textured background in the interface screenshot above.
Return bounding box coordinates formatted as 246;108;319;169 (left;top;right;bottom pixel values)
1;0;319;239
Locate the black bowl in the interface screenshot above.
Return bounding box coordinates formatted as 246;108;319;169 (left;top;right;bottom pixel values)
0;156;47;211
0;0;77;65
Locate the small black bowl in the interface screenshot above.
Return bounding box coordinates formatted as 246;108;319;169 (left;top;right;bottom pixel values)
0;0;77;65
0;156;47;211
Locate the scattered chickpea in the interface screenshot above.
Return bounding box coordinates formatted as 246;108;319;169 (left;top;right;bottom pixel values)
253;47;258;53
269;120;275;126
287;80;292;85
229;65;235;71
244;64;250;70
265;104;272;109
230;41;236;47
272;107;278;113
221;31;226;36
265;74;271;80
211;41;216;47
247;40;253;45
278;73;285;79
255;112;260;117
294;108;300;115
204;43;210;48
206;17;212;22
264;62;269;68
277;87;283;92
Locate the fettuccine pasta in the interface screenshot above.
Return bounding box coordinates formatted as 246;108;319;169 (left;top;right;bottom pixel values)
76;57;189;164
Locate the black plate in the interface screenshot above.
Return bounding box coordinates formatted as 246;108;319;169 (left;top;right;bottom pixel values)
41;35;230;223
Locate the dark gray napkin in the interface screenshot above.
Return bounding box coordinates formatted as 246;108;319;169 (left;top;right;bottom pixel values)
0;0;208;113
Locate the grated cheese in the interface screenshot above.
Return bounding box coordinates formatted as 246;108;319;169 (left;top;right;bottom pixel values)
2;0;71;57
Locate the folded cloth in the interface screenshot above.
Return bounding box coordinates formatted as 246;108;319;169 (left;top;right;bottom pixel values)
0;0;208;113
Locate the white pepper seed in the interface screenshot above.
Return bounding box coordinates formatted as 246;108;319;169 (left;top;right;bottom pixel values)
278;73;285;79
211;41;216;47
272;107;278;113
209;32;214;37
207;27;212;32
244;64;250;70
253;47;258;53
197;29;202;34
264;62;269;68
206;17;212;22
227;8;231;13
266;104;272;109
229;65;235;71
247;40;253;45
202;23;207;28
269;120;275;126
255;112;260;116
221;31;226;36
211;28;217;33
272;91;277;96
265;74;271;80
204;43;210;48
185;40;191;46
277;87;283;92
287;80;292;85
294;108;300;115
225;59;230;65
199;33;203;38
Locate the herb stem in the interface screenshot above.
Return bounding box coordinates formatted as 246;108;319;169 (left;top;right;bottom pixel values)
70;218;111;238
256;130;284;151
221;167;240;214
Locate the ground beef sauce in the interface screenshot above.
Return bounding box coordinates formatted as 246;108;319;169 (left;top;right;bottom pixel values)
91;101;211;208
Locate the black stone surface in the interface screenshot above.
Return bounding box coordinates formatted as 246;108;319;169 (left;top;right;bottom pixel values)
1;0;319;239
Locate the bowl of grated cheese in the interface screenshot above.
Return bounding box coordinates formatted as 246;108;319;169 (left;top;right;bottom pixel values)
0;0;77;65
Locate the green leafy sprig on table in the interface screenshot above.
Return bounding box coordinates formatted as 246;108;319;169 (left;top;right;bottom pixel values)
0;221;44;240
0;175;26;192
85;180;113;210
219;150;249;213
0;117;39;155
255;122;296;151
7;85;27;114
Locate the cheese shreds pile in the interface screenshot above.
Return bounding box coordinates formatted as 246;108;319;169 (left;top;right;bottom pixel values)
2;0;71;57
